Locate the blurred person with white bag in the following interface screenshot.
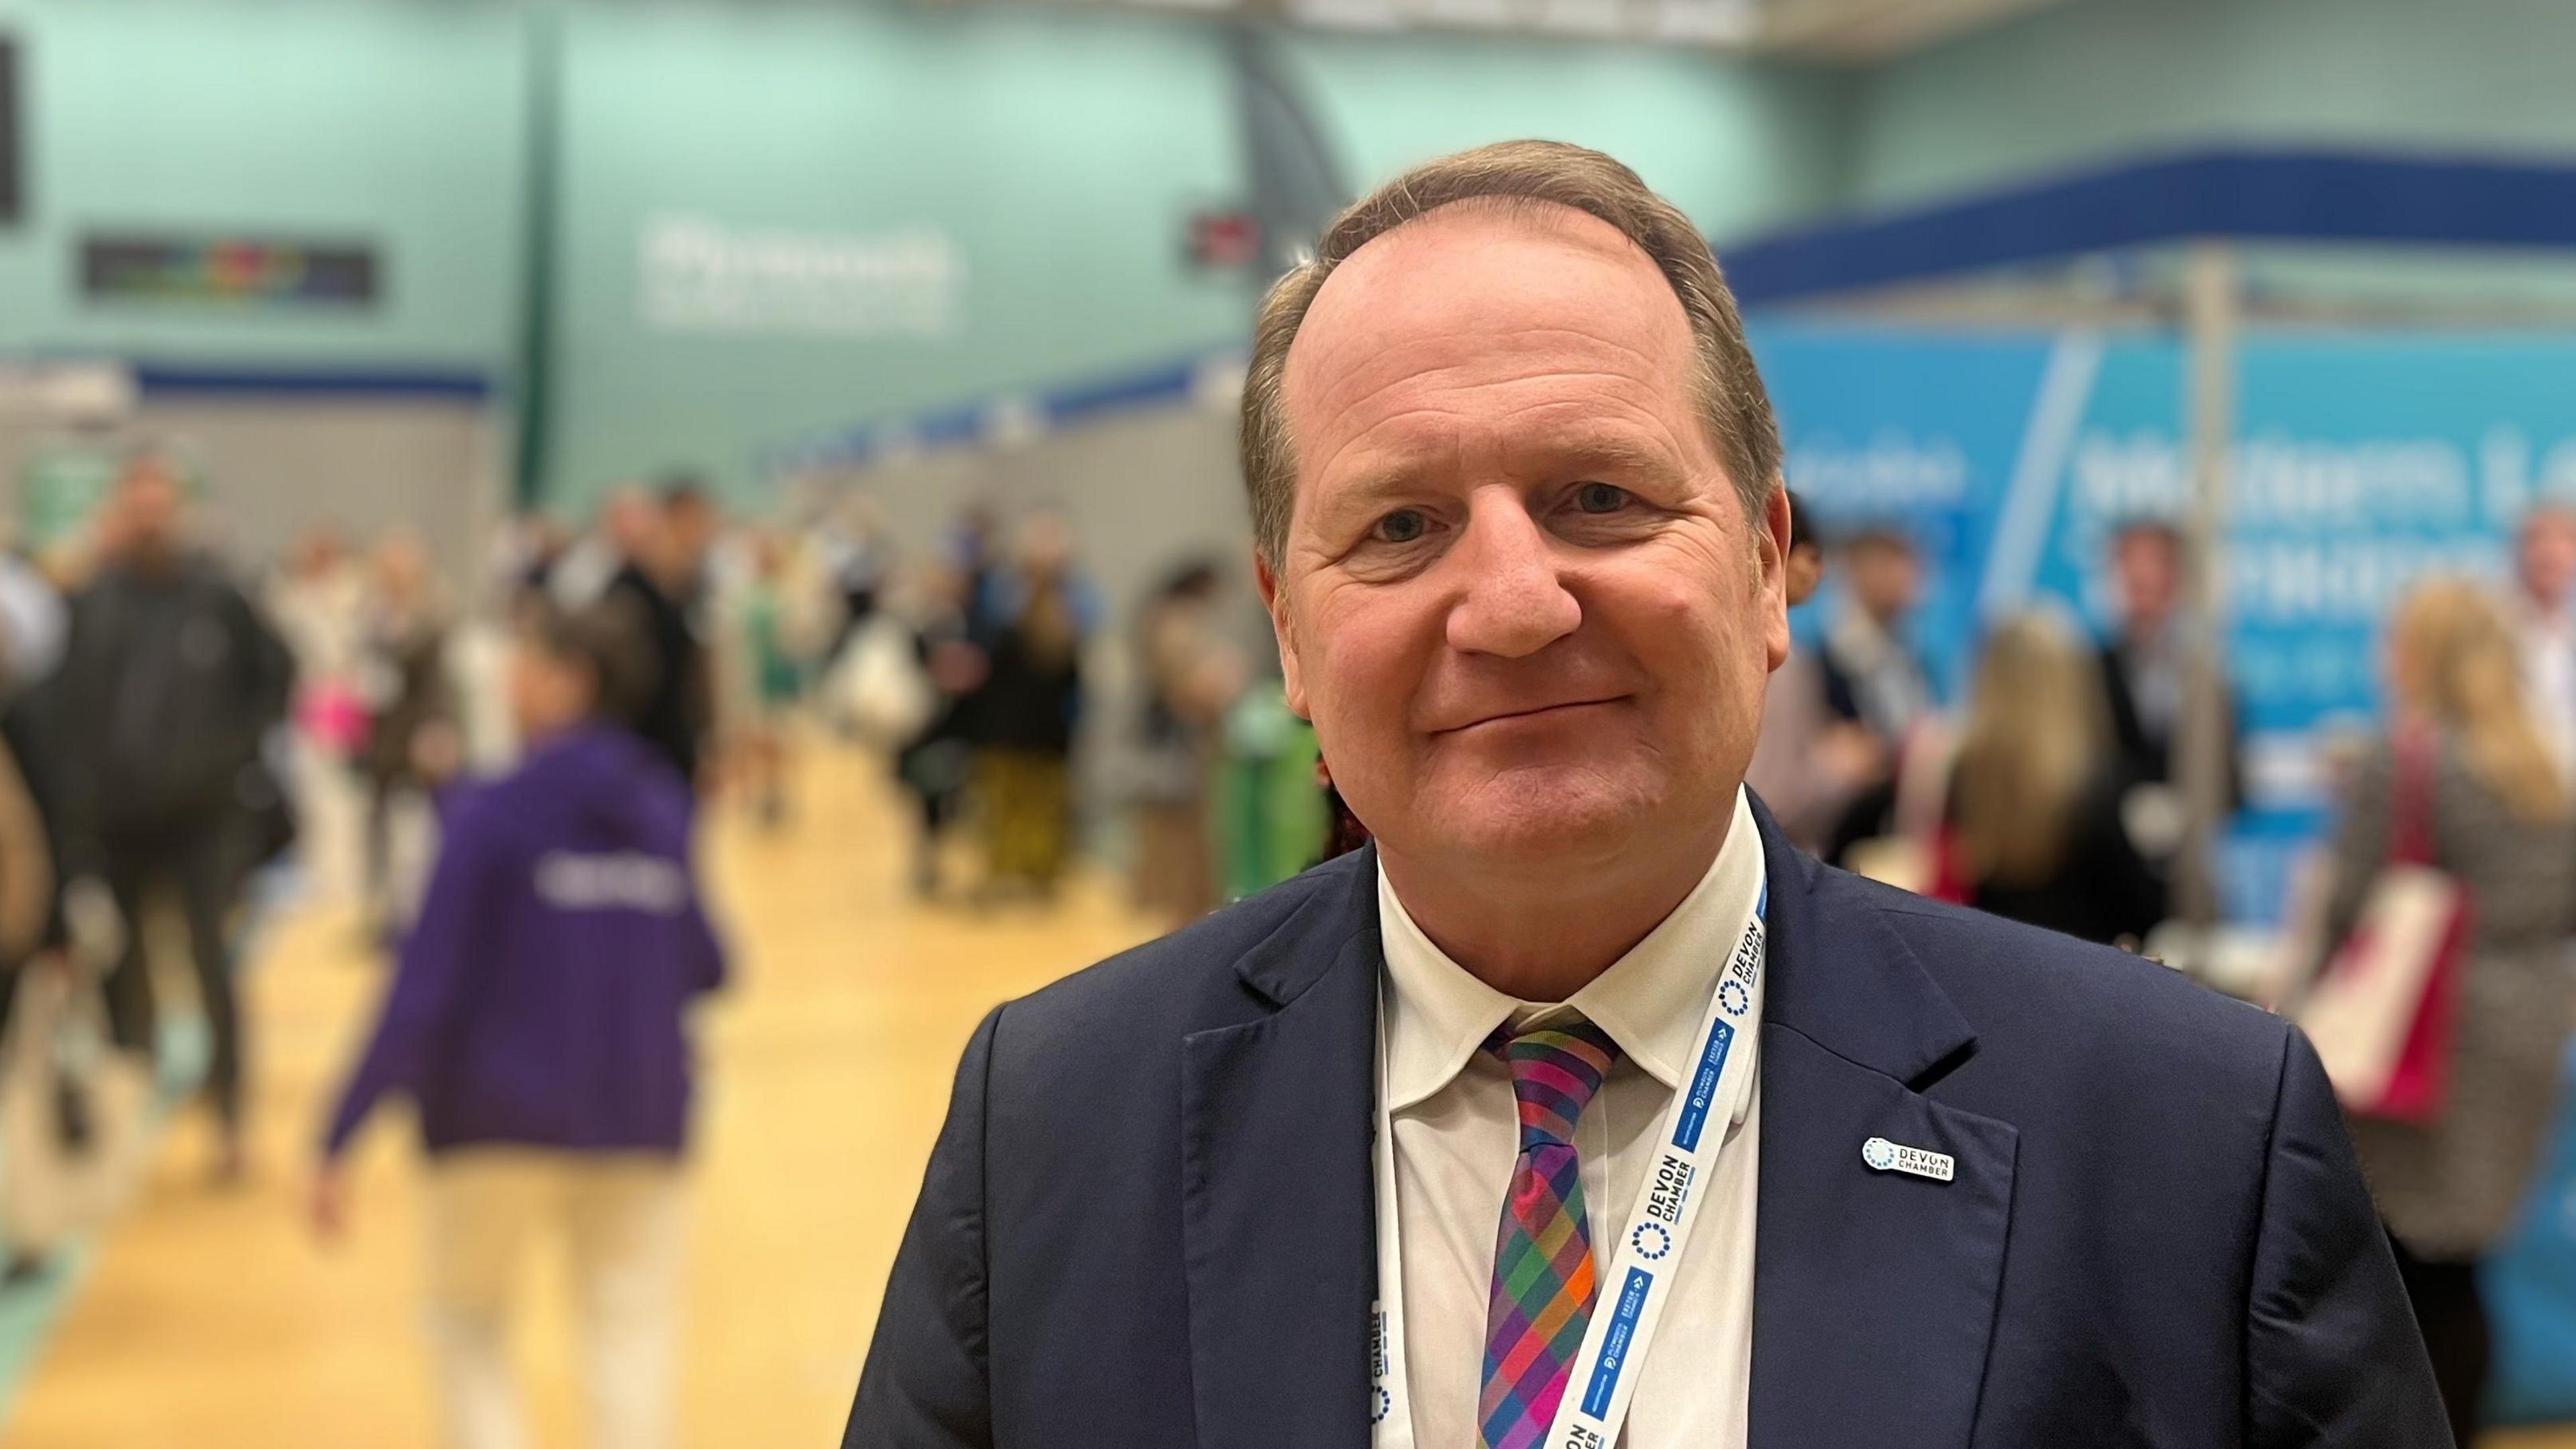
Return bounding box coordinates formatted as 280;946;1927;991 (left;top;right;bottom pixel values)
2303;577;2576;1448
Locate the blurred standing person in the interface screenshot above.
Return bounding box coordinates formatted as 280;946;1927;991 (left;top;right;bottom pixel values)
551;486;654;612
2510;502;2576;780
270;526;368;763
2307;578;2576;1448
820;493;894;669
1947;610;2163;947
1815;525;1934;863
970;515;1095;899
1745;494;1884;854
604;481;720;796
313;602;724;1449
893;564;984;900
490;511;571;622
729;531;804;828
2096;519;2242;865
268;527;369;902
356;533;460;940
1128;560;1245;925
949;500;1008;636
50;455;294;1181
0;555;72;1284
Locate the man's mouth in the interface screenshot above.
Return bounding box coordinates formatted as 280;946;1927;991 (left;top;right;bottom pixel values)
1438;697;1625;735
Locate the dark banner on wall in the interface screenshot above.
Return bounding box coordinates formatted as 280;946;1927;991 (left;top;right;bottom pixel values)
80;233;378;308
0;37;21;226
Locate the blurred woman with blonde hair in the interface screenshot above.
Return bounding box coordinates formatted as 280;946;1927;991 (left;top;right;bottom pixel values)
2312;575;2576;1446
1945;606;2164;946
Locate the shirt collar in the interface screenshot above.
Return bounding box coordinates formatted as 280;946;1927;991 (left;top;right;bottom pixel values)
1379;788;1764;1112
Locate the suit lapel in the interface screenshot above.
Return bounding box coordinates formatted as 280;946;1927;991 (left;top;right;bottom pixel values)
1748;809;2019;1449
1181;855;1381;1449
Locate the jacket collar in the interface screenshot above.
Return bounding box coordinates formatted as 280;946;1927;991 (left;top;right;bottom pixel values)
1751;794;1977;1087
1184;808;2010;1449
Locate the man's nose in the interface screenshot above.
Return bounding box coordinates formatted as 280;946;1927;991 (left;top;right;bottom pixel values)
1444;492;1580;659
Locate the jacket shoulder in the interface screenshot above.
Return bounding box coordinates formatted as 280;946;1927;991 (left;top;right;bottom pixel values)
1850;873;2291;1104
1012;852;1371;1022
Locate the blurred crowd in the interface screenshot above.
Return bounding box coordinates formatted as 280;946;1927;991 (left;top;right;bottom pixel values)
1749;490;2576;1446
0;447;2570;1445
0;448;1341;1449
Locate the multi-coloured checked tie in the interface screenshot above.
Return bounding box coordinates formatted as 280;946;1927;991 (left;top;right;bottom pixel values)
1477;1017;1621;1449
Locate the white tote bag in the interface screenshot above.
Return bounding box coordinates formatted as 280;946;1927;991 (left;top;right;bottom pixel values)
835;616;937;749
2298;862;2465;1112
2295;733;2468;1122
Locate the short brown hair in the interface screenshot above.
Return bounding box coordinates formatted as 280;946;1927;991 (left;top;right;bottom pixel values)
524;598;656;730
1239;139;1781;570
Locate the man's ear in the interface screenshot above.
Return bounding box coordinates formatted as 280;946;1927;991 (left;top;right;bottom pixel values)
1758;482;1792;673
1252;545;1311;720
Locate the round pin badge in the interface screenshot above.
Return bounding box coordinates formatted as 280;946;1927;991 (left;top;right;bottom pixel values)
1862;1136;1898;1173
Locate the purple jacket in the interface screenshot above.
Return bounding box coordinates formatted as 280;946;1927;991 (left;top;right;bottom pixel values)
323;724;726;1159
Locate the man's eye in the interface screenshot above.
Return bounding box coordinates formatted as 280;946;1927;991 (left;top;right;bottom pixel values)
1373;509;1428;544
1574;483;1629;515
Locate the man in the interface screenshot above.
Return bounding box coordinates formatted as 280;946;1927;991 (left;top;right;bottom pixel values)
2097;519;2244;794
1743;494;1879;855
50;455;293;1181
602;479;718;792
2510;502;2576;780
847;142;2442;1448
1812;525;1930;864
1816;526;1934;747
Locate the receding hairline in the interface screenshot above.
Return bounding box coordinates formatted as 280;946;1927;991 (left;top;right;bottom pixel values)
1287;194;1689;356
1275;195;1721;479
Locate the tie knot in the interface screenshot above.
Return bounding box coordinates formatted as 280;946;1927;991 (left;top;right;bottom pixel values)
1493;1018;1621;1150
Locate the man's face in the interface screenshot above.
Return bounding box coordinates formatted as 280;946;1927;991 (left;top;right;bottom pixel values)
2111;529;2181;630
2520;511;2576;610
661;498;717;576
1260;205;1788;874
113;468;184;565
1843;538;1919;623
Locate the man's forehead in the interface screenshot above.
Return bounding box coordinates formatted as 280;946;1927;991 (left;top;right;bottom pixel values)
1282;203;1694;417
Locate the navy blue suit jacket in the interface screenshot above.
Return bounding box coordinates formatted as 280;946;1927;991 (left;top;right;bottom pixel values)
847;804;2446;1448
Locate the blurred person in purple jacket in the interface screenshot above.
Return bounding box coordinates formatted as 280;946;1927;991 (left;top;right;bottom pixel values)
311;600;726;1449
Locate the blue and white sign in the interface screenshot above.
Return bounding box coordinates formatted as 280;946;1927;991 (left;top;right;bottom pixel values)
1754;323;2576;922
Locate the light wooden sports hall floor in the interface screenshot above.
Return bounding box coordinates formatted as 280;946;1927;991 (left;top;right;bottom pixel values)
2;742;2568;1447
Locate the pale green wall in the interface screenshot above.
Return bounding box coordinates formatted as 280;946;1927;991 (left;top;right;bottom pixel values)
1280;31;1848;244
543;2;1248;508
0;0;1851;504
539;9;1849;505
0;0;526;368
1849;0;2576;209
59;0;2576;508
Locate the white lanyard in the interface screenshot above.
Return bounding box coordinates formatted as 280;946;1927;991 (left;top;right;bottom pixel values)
1371;881;1766;1449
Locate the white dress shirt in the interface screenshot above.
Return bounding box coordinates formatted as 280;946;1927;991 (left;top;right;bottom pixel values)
1379;788;1765;1449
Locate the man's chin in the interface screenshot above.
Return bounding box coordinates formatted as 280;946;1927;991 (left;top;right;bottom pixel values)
1432;784;1651;867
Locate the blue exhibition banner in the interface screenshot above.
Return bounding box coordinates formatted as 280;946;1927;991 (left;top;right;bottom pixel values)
1751;322;2576;922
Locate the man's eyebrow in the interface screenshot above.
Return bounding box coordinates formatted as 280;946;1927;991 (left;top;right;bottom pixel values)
1519;430;1681;477
1315;455;1445;511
